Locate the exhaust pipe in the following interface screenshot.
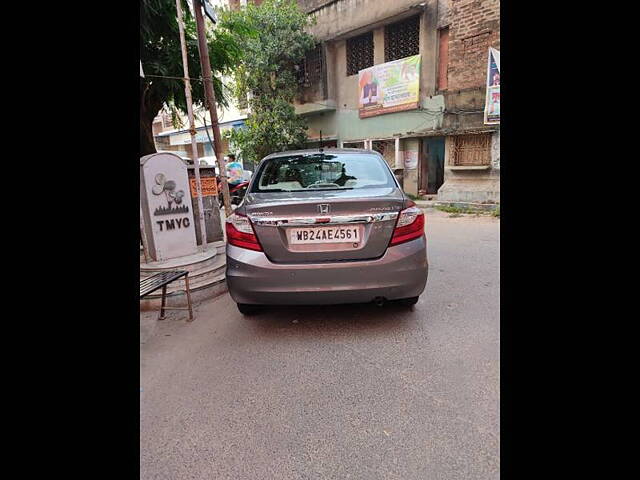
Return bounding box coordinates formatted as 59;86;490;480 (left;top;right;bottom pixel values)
373;296;386;307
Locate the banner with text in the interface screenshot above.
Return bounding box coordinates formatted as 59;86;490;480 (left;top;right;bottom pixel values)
484;47;500;124
358;55;421;118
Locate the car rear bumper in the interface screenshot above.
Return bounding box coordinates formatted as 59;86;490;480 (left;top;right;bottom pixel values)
226;236;428;305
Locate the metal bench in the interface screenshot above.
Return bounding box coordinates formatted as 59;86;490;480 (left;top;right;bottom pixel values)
140;270;194;321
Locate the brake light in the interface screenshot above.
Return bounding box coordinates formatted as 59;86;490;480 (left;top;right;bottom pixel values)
389;203;425;246
225;213;263;251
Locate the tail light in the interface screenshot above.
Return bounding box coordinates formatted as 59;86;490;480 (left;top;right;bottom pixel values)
226;212;263;251
389;201;425;247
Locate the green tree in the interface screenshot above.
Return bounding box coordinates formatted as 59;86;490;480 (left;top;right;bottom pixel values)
140;0;247;157
220;0;315;165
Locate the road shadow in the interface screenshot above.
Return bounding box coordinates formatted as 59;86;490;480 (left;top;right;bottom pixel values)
240;300;422;340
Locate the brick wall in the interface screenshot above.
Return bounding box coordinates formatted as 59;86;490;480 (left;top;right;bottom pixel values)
447;0;499;91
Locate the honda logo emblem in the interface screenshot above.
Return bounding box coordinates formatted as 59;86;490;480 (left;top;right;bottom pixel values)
317;204;330;214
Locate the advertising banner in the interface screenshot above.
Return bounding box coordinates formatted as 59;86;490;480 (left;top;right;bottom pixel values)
358;55;421;119
484;47;500;124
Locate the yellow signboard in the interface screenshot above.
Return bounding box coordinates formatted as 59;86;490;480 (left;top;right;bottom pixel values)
358;55;421;118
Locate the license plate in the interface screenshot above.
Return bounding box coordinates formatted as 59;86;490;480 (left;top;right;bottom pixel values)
289;225;363;244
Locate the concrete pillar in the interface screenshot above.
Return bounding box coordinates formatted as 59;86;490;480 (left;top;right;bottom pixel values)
491;130;500;170
421;1;439;98
373;27;385;65
444;136;454;167
325;41;337;102
403;138;420;196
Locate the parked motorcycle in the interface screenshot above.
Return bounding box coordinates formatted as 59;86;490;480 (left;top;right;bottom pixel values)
218;180;249;207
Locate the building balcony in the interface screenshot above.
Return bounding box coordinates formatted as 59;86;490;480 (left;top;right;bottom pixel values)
294;99;337;116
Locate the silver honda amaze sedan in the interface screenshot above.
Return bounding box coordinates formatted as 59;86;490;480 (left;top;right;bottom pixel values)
225;148;428;314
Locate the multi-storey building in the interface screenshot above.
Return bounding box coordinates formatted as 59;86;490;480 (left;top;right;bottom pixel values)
152;102;248;167
154;0;500;203
295;0;500;203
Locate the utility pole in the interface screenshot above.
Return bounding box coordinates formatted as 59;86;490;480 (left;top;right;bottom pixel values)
175;0;208;250
192;0;232;217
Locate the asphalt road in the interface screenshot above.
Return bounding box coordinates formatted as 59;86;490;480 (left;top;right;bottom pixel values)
140;209;500;480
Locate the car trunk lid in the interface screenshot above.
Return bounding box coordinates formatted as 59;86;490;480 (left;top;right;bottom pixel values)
243;188;405;264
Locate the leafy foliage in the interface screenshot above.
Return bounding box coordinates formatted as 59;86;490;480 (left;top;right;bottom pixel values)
139;0;247;156
219;0;316;165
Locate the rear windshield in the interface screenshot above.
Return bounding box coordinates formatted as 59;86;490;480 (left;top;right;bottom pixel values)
251;153;396;192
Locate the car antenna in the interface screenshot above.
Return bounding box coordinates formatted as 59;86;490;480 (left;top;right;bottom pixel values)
319;130;324;152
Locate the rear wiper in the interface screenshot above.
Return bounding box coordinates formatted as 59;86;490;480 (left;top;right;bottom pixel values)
304;188;353;191
257;189;289;192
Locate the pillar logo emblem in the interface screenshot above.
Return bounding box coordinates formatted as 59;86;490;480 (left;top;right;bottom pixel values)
152;173;189;216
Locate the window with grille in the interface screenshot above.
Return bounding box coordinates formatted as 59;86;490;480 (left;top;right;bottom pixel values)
372;139;396;168
346;31;374;76
451;134;492;166
297;44;324;87
385;15;420;62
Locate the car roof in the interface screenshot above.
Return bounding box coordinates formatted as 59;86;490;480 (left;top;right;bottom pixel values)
263;148;378;160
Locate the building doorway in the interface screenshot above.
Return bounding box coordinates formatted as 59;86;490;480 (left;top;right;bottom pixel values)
421;137;445;195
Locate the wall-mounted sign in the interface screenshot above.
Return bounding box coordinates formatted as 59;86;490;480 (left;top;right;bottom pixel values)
358;55;421;119
484;47;500;125
182;134;211;144
152;173;189;215
189;176;218;197
404;151;418;170
169;132;211;146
